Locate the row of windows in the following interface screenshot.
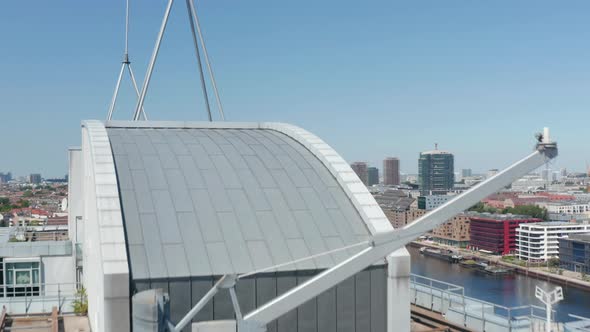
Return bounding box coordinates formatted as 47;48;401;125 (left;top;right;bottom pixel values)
0;259;41;297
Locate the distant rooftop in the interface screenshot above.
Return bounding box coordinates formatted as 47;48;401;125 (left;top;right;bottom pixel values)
566;233;590;242
420;150;452;155
468;212;542;221
521;221;585;227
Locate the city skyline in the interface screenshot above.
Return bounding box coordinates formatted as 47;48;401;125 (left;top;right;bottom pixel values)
1;1;589;176
2;2;590;330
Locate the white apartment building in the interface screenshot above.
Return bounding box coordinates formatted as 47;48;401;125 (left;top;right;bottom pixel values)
539;202;590;215
517;222;590;261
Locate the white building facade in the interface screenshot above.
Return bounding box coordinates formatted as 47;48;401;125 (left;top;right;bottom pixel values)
76;120;412;332
539;202;590;215
516;222;590;261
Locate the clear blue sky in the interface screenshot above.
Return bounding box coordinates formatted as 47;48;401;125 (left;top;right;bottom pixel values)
1;1;589;178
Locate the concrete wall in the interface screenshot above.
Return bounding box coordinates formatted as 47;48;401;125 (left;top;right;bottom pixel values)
41;255;76;292
68;147;83;246
81;121;130;332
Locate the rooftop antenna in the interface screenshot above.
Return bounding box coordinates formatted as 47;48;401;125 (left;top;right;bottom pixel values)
107;0;147;121
131;0;226;122
435;143;438;150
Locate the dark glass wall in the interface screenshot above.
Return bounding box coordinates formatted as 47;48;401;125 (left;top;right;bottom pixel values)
133;266;388;332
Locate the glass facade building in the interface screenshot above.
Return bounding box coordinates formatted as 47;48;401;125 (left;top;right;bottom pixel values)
559;233;590;273
368;167;379;186
418;150;454;195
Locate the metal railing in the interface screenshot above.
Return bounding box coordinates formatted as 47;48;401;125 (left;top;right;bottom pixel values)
409;273;562;331
0;282;81;315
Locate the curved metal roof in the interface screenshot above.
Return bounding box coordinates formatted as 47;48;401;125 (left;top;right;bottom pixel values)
103;121;389;280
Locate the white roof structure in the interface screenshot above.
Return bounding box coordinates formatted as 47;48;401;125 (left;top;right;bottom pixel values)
78;120;399;331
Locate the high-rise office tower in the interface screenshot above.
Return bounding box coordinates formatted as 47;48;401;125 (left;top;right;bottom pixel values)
367;167;379;186
418;146;454;195
350;162;369;185
541;169;550;181
383;157;400;186
29;173;42;184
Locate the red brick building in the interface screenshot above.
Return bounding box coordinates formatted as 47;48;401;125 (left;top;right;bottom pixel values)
469;213;541;255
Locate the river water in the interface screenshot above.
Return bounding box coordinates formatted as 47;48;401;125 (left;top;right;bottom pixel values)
408;246;590;322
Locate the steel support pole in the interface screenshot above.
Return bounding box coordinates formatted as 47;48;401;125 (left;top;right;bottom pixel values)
173;275;236;332
186;0;213;121
546;302;551;332
133;0;175;120
127;64;147;120
244;144;556;327
107;63;126;121
187;0;225;120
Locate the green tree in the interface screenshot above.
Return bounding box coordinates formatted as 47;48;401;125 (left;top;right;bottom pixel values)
468;202;498;214
502;205;548;220
548;257;560;268
17;199;30;208
22;190;33;198
72;287;88;315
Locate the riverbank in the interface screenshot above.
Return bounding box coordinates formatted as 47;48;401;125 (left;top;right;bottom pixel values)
409;241;590;291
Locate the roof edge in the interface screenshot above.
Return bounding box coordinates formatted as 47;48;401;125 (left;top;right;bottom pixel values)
260;122;393;235
82;120;129;276
85;119;394;235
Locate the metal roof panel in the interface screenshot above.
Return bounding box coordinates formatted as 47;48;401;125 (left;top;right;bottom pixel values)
107;126;373;280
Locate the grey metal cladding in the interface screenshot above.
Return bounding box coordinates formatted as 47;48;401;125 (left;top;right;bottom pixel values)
262;188;301;239
191;279;214;322
190;189;224;242
226;189;264;240
296;275;318;332
370;268;387;332
211;155;242;188
317;287;337;332
217;211;255;272
206;242;235;275
139;213;168;278
336;276;356;332
286;239;316;270
120;191;143;245
236;278;257;314
164;169;194;212
355;270;372;332
246;241;274;270
130;170;154;213
151;190;182;244
176;212;212;276
291;211;334;267
128;244;150;279
163;244;190;278
255;211;294;269
277;275;298;332
153;143;180;169
169;280;192;332
256;276;278;332
106;126;371;281
176;155;205;188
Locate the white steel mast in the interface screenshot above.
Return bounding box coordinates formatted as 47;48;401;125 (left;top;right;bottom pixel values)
132;0;225;122
107;0;147;121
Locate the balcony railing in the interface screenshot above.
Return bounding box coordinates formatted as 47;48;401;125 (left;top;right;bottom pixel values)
0;282;81;315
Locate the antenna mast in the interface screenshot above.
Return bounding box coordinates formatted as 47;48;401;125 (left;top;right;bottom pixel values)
107;0;147;121
132;0;226;121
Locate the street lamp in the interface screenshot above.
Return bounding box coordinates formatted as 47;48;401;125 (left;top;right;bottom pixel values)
535;286;564;332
